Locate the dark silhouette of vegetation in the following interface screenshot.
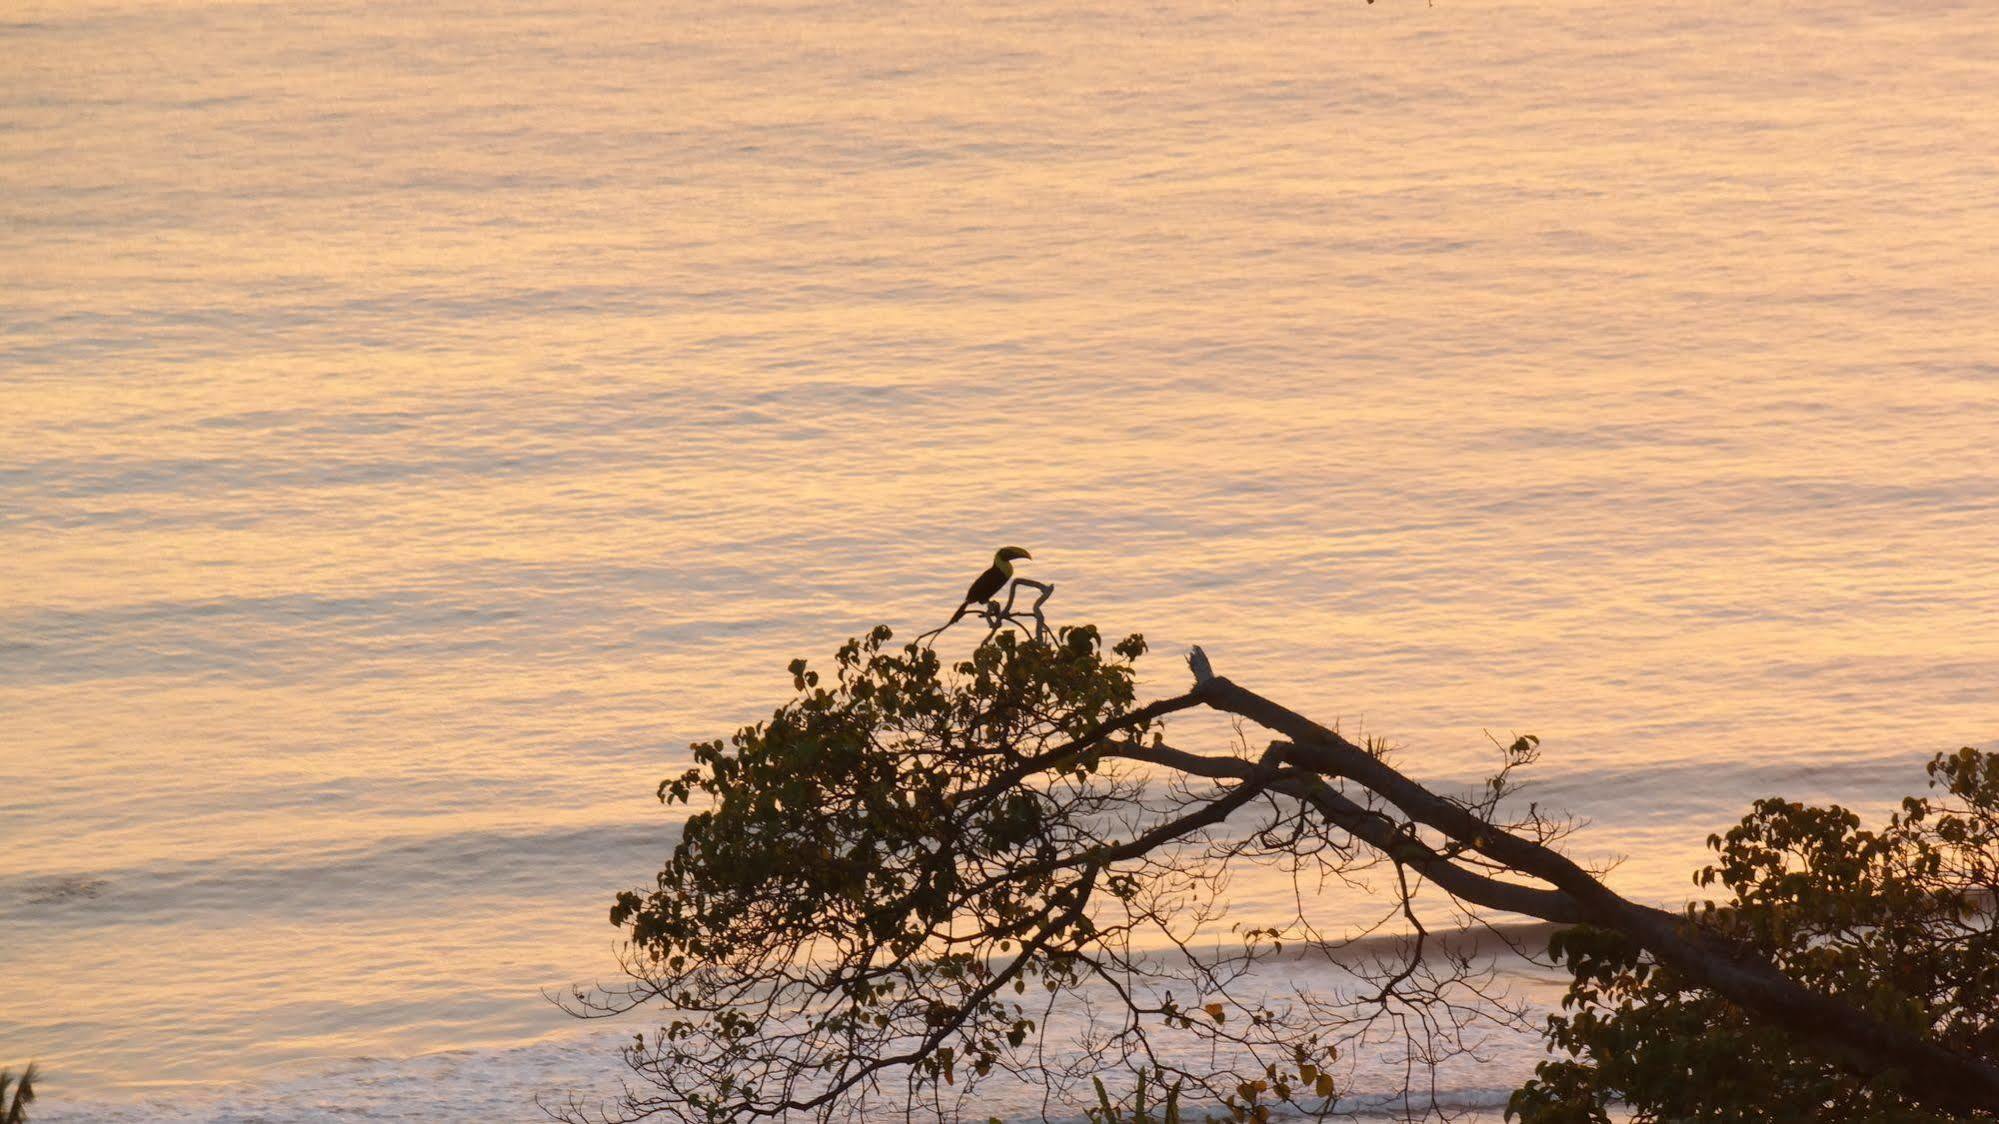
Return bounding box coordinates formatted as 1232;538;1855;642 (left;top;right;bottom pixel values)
1512;747;1999;1122
563;624;1998;1122
1;1064;36;1124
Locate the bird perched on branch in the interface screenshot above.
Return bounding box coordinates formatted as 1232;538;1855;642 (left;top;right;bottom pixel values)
945;546;1032;628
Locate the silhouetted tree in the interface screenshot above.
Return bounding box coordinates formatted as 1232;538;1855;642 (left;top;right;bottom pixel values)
562;625;1999;1122
1;1064;36;1124
1512;747;1999;1122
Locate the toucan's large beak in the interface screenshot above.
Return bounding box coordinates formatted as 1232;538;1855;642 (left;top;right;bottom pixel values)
1020;550;1033;560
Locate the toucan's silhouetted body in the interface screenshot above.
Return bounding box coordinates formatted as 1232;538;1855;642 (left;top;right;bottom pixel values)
947;546;1032;626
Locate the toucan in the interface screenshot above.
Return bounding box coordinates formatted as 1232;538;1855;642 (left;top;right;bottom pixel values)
946;546;1032;627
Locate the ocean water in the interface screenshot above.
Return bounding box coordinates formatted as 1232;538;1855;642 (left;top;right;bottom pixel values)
4;0;1997;1118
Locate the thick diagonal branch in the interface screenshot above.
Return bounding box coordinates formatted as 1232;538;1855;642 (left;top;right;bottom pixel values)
1187;669;1999;1115
1111;740;1584;923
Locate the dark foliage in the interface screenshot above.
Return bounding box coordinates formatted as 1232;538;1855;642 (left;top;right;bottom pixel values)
561;621;1999;1123
1;1064;36;1124
565;626;1541;1122
1511;749;1999;1122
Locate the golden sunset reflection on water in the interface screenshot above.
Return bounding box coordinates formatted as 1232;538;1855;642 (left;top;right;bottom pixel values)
4;0;1997;1116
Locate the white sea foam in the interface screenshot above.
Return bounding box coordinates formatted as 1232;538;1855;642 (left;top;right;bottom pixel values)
37;944;1565;1122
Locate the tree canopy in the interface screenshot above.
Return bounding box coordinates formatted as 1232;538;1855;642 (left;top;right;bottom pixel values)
1512;748;1999;1123
564;624;1999;1123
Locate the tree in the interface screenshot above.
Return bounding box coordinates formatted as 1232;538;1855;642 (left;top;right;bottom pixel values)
563;624;1999;1122
1;1064;36;1124
1511;747;1999;1122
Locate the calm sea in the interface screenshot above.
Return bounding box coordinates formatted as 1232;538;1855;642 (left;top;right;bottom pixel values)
4;0;1995;1117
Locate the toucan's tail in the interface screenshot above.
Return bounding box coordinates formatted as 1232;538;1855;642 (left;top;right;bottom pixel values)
918;601;977;648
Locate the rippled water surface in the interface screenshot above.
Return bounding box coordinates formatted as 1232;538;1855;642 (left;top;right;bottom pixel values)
4;0;1997;1116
